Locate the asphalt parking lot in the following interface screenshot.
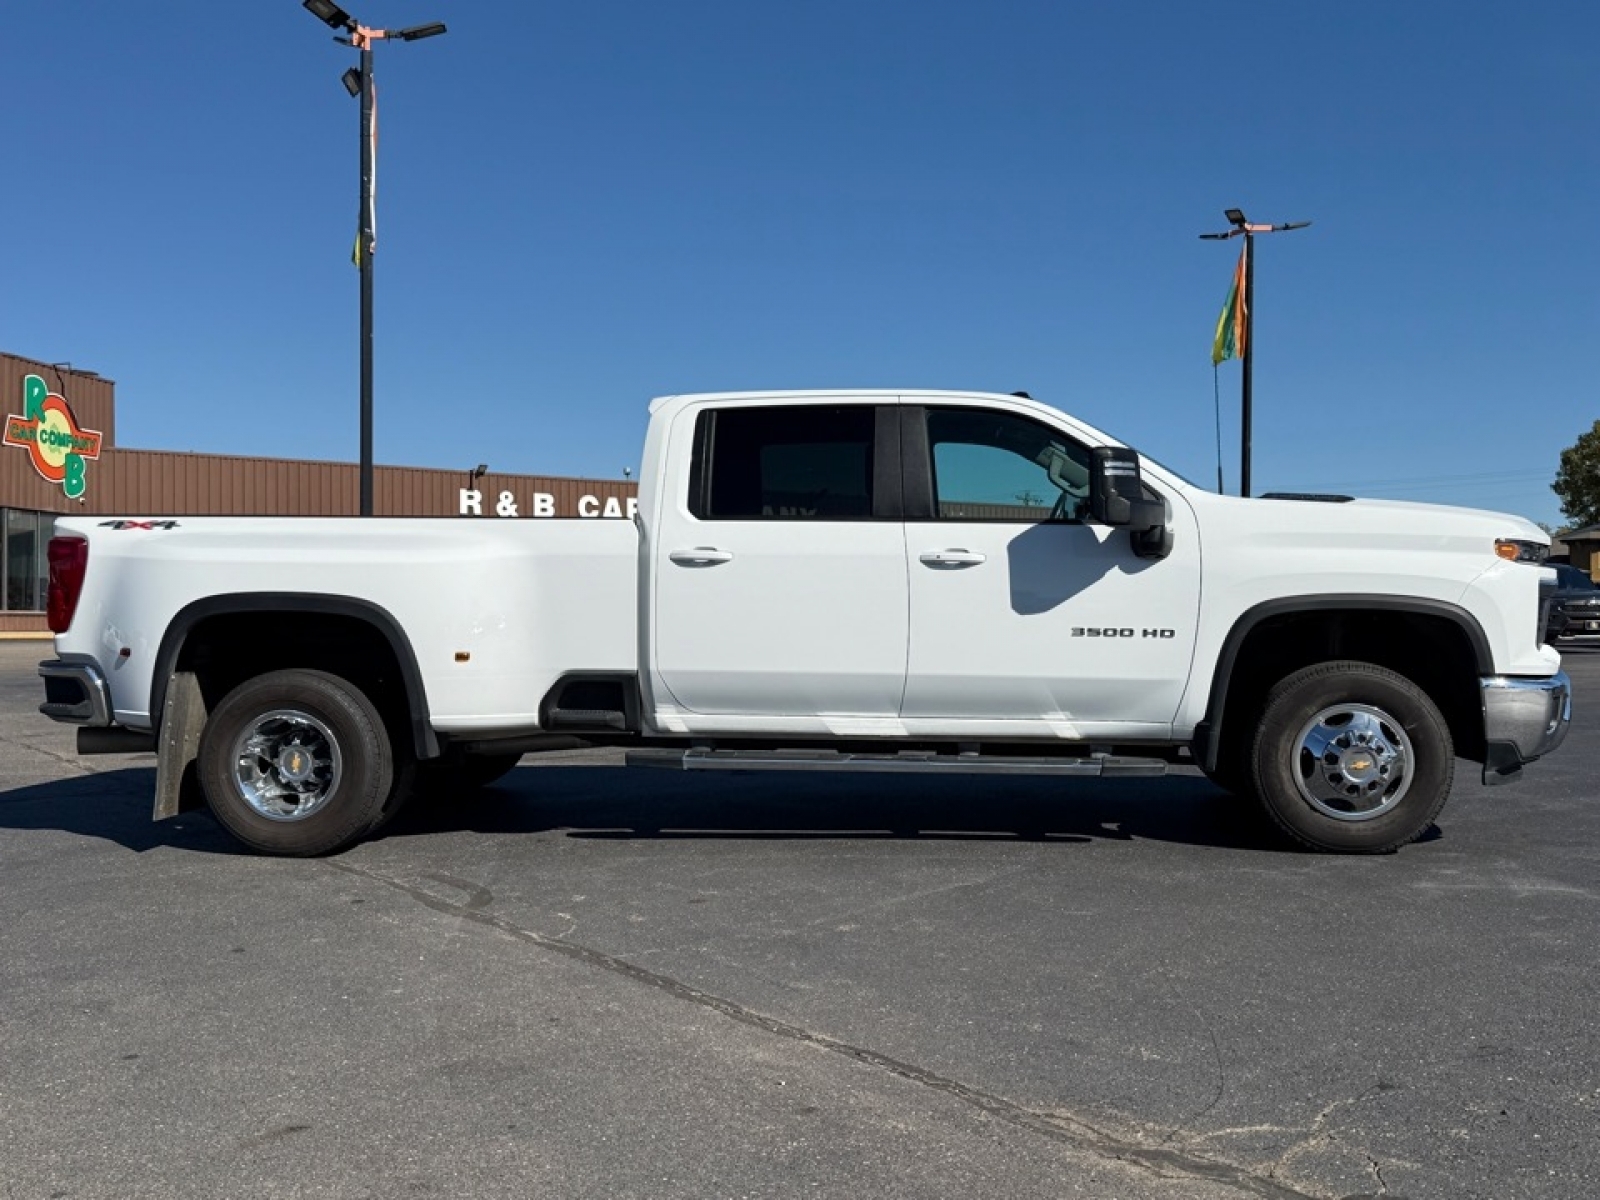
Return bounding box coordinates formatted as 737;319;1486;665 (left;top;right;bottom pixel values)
2;639;1597;1200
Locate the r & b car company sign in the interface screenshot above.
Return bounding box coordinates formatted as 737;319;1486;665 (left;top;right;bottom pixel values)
4;374;103;499
460;488;638;519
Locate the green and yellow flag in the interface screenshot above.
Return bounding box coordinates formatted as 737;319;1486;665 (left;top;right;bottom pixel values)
353;83;378;268
1211;243;1248;365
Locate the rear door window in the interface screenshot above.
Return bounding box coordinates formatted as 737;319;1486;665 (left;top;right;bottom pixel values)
690;406;878;520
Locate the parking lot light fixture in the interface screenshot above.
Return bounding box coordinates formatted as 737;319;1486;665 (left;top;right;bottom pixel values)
299;2;448;516
393;22;447;41
303;0;354;31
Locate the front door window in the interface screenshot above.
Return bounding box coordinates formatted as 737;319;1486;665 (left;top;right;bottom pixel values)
927;408;1091;524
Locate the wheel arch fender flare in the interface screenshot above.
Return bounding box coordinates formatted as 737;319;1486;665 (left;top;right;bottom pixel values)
150;592;439;761
1194;594;1493;772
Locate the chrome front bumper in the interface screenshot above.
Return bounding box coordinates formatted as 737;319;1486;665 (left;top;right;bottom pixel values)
38;659;112;727
1480;670;1572;784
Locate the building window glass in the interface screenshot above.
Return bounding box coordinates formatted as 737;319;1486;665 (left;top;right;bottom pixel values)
37;514;52;612
4;509;42;612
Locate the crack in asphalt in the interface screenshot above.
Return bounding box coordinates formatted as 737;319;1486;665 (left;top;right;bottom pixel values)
1366;1153;1389;1196
0;724;155;790
1155;969;1228;1146
0;728;100;775
1263;1083;1397;1188
328;858;1326;1200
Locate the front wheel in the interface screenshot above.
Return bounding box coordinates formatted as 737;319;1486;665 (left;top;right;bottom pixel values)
1250;661;1453;853
197;669;394;856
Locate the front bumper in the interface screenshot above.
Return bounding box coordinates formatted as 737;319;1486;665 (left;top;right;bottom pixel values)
1480;670;1571;784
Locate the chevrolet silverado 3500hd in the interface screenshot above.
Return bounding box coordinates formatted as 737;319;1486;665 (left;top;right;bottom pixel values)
37;390;1571;855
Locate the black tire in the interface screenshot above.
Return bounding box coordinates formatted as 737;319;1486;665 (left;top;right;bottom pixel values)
1250;660;1453;854
197;669;393;856
416;750;523;794
364;754;420;837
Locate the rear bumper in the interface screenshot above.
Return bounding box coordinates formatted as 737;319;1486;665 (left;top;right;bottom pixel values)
1480;671;1571;784
38;659;112;727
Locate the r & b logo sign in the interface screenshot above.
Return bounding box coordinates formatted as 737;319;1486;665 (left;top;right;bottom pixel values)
4;374;104;499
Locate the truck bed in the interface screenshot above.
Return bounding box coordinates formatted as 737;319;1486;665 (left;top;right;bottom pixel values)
49;515;640;733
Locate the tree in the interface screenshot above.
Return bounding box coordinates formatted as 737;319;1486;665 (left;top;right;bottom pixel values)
1553;420;1600;528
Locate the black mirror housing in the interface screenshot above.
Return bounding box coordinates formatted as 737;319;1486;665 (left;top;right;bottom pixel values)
1089;446;1171;559
1089;447;1147;527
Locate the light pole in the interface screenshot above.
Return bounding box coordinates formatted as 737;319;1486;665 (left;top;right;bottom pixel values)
467;462;488;495
1201;208;1311;497
302;0;447;516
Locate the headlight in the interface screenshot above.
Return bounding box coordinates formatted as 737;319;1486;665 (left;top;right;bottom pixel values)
1495;538;1549;564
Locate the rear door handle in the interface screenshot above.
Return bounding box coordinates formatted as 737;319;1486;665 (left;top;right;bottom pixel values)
669;547;734;566
919;549;987;567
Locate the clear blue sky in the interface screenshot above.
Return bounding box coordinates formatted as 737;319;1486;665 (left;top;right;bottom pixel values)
3;1;1594;527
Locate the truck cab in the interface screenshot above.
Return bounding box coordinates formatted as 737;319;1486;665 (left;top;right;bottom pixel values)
639;391;1194;742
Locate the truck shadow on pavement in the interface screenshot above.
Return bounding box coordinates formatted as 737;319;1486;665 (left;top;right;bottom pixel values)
0;766;238;854
0;764;1435;855
383;767;1352;854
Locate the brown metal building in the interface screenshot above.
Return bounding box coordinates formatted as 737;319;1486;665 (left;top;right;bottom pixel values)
1;351;637;635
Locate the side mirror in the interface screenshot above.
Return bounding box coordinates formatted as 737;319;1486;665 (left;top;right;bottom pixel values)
1088;446;1171;560
1089;447;1154;527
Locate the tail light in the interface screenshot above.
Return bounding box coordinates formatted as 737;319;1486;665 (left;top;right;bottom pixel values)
47;536;89;634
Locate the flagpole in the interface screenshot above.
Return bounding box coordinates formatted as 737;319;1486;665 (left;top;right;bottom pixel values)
1200;209;1311;498
358;37;375;516
1241;231;1254;498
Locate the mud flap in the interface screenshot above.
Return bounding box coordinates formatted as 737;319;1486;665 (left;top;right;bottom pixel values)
154;670;207;819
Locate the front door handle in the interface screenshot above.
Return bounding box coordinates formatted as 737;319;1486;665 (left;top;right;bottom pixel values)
919;549;987;567
669;547;734;566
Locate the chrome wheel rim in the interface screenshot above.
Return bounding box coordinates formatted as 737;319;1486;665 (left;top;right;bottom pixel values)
231;709;343;821
1292;703;1413;822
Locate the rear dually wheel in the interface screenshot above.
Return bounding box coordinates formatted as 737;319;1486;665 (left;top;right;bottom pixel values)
197;669;393;856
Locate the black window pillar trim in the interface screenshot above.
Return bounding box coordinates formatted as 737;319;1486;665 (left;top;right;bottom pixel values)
897;405;934;520
686;409;714;519
150;593;439;760
871;404;904;521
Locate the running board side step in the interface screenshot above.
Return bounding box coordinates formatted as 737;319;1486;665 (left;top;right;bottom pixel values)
626;748;1167;777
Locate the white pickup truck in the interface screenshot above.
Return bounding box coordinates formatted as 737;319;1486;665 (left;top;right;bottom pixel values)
37;389;1570;856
